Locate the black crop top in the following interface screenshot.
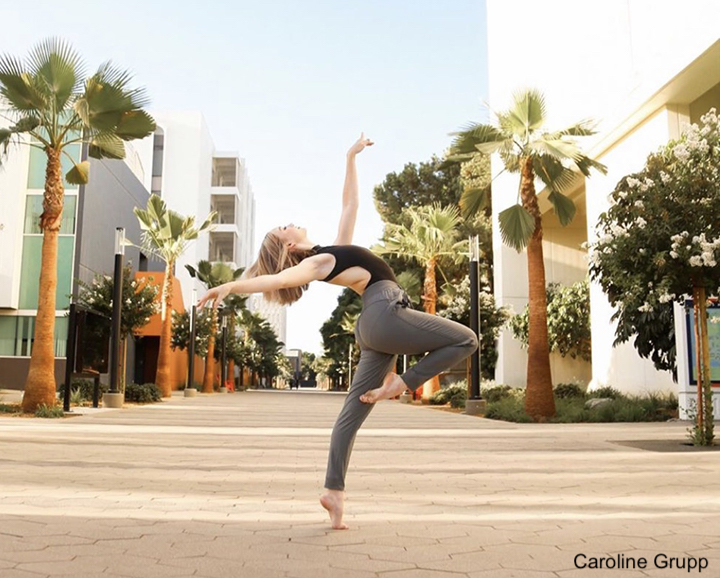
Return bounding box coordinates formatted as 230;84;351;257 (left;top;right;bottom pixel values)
310;244;397;289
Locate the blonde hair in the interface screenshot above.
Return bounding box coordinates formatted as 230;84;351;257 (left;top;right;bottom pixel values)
242;231;317;306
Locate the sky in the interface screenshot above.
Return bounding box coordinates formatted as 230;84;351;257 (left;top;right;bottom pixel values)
1;0;488;356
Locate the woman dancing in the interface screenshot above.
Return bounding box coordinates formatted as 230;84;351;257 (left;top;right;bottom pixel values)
198;133;479;530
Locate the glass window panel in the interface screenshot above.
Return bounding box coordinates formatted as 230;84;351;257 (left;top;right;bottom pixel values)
0;316;69;357
0;317;16;356
24;195;76;235
27;144;82;190
19;236;75;310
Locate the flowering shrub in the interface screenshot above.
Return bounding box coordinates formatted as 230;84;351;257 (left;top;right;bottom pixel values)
589;109;720;444
509;280;591;361
171;309;213;357
77;265;159;337
437;274;511;379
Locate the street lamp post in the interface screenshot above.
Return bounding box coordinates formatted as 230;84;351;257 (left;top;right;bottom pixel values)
219;311;228;393
104;228;125;409
465;234;486;415
185;289;197;397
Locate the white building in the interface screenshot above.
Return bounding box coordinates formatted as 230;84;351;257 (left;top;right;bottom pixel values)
249;294;288;354
486;0;720;417
133;112;258;306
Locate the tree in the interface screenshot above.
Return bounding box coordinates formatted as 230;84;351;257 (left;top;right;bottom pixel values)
449;89;606;419
320;288;362;390
373;155;493;290
134;195;215;396
171;308;213;357
186;261;242;393
76;265;159;391
0;39;156;412
589;109;720;445
437;274;511;379
374;203;468;399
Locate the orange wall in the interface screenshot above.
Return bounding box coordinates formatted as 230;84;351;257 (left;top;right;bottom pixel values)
134;272;197;390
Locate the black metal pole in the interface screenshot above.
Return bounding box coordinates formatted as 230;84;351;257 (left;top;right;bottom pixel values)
63;303;78;412
187;290;197;389
469;235;481;400
221;314;227;389
109;228;124;395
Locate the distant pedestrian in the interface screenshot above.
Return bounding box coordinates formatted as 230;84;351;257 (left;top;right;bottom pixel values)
199;134;478;529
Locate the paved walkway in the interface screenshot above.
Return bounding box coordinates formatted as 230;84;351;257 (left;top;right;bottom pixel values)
0;390;718;578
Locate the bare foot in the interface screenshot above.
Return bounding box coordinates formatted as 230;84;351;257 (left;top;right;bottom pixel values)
359;372;408;404
320;489;348;530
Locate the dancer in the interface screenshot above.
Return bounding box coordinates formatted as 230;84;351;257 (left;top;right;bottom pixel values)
198;133;479;529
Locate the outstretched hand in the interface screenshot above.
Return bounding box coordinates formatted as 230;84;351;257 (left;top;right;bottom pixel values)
347;132;374;157
196;282;233;311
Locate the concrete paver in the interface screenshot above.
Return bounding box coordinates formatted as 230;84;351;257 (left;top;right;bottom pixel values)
0;389;718;577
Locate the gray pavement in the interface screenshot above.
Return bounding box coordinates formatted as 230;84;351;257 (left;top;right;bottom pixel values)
0;389;718;578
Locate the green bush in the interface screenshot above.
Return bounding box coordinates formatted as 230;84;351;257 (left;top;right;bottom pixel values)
430;381;467;406
68;379;108;402
485;388;677;423
35;404;65;418
590;386;623;399
484;384;512;403
485;395;533;422
553;383;585;399
0;403;20;414
124;383;162;403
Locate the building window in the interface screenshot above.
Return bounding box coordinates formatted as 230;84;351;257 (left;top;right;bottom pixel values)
27;144;82;190
152;131;164;195
24;195;77;235
19;193;77;311
0;316;68;357
212;158;237;187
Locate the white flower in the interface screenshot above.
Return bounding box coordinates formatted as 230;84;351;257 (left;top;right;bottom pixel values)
638;303;653;313
689;255;703;267
670;251;679;259
634;200;645;209
660;171;671;184
673;143;690;162
635;217;647;229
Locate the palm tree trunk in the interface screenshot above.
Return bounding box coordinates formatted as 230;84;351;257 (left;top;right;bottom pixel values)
22;148;64;413
520;157;555;419
202;312;217;393
156;261;174;397
420;258;441;401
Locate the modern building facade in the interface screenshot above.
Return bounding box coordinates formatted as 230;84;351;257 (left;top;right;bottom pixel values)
0;134;162;389
0;110;261;392
485;0;720;417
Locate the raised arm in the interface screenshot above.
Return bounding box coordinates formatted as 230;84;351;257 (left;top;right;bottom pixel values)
197;259;322;310
333;133;373;245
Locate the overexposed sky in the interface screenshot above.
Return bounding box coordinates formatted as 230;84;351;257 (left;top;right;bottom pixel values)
1;0;488;355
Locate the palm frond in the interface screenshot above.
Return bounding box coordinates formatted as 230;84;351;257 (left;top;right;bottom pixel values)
529;138;583;162
533;155;577;193
498;204;535;252
512;88;546;132
0;55;46;111
26;38;84;111
547;190;577;226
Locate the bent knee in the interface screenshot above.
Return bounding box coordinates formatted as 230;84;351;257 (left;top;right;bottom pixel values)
460;331;479;353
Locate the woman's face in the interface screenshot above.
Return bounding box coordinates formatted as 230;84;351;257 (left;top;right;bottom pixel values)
273;223;307;249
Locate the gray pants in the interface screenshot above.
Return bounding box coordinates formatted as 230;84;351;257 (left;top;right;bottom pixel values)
324;280;479;490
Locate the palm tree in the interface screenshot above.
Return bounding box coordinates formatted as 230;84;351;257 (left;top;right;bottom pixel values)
186;261;243;393
0;39;156;412
448;89;606;419
134;195;215;396
375;202;467;400
237;309;267;387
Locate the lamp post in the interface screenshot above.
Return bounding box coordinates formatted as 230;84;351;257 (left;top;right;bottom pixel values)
185;289;197;397
465;234;485;415
348;343;353;386
104;228;125;409
219;310;228;393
